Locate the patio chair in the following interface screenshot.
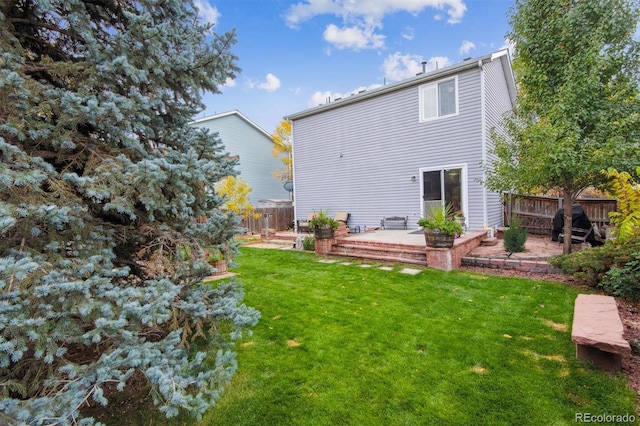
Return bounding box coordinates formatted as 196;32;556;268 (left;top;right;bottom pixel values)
334;211;350;226
297;213;317;233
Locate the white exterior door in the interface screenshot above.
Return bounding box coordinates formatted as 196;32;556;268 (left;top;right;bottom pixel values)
420;165;467;219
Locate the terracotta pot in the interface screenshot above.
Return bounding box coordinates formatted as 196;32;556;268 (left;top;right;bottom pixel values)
423;228;455;248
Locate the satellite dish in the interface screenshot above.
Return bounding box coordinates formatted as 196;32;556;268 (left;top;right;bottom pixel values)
283;182;293;192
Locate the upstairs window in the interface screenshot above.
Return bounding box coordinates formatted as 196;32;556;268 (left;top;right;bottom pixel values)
419;77;458;122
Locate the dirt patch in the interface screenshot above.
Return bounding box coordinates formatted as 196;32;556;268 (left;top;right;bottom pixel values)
618;298;640;405
471;365;488;374
286;339;302;347
542;318;569;332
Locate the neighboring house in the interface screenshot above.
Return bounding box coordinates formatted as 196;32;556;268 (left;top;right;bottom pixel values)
285;50;516;232
191;110;289;204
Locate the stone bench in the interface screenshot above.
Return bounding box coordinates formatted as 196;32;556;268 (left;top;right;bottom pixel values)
571;294;630;372
380;216;408;230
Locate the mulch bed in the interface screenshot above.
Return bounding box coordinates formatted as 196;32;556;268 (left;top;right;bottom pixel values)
460;265;640;411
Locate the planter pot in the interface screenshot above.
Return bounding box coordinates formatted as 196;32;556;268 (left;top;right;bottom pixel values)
314;225;335;239
211;259;228;275
423;228;455;248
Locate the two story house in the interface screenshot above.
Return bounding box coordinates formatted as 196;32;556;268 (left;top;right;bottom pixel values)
286;50;516;232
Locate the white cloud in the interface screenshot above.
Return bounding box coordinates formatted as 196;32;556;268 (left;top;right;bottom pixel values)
221;77;236;89
323;24;385;50
193;0;220;26
284;0;467;52
285;0;467;27
401;26;415;41
382;52;451;82
424;56;451;71
382;52;424;81
309;90;338;107
459;40;475;55
307;83;383;107
246;73;281;92
500;38;515;57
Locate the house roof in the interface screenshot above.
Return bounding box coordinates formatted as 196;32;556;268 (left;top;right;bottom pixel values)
191;109;272;139
285;49;516;121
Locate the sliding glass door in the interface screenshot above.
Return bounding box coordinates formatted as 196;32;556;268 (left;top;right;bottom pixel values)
421;167;464;216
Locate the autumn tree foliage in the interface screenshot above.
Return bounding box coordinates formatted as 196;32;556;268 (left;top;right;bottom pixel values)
0;0;259;423
271;119;293;184
216;176;260;220
485;0;640;253
604;167;640;242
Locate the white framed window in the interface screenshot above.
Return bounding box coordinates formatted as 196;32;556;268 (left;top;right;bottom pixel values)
419;76;458;122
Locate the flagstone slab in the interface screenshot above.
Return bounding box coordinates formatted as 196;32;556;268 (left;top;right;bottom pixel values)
399;268;422;275
571;294;630;372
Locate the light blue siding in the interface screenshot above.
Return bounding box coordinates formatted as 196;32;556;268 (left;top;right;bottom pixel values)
191;111;289;204
290;53;515;232
484;58;516;230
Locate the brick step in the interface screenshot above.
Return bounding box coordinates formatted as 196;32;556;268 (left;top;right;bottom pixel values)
337;240;425;250
330;250;426;266
331;243;426;266
334;242;425;255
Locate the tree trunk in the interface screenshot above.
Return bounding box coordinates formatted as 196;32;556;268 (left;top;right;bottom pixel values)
562;188;574;254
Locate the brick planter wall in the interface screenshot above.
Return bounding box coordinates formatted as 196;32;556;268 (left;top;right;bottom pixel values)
425;232;486;271
315;237;334;255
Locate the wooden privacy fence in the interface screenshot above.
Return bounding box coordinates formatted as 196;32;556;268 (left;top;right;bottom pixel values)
506;195;617;235
241;207;294;234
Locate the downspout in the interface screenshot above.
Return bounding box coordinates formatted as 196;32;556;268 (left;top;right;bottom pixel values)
480;59;489;230
290;120;298;233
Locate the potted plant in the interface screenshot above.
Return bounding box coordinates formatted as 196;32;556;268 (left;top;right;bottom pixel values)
418;204;464;248
309;210;339;239
205;247;228;275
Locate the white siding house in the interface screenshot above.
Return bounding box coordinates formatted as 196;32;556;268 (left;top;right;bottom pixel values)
191;110;289;204
286;50;516;232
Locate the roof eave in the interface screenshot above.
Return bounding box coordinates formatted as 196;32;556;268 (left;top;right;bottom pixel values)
285;52;495;121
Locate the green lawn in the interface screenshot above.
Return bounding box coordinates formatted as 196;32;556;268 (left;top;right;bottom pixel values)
200;248;637;425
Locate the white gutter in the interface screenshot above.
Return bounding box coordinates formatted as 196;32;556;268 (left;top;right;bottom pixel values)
480;59;488;229
290;119;298;232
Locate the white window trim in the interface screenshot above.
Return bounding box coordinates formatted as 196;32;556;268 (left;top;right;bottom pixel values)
418;76;459;122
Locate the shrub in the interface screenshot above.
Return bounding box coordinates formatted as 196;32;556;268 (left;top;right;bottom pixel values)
302;236;315;251
550;239;640;298
504;216;527;252
600;252;640;300
549;245;613;286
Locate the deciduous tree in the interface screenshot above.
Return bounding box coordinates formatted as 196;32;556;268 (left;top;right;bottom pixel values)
271;119;293;184
0;0;259;423
216;176;260;220
485;0;640;253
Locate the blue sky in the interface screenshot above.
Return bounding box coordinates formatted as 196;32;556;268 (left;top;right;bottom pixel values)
194;0;514;134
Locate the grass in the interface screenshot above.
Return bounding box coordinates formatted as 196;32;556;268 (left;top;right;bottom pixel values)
176;248;637;425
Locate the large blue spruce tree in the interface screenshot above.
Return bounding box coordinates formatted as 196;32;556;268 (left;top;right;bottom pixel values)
0;0;259;423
